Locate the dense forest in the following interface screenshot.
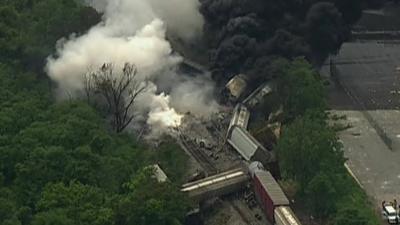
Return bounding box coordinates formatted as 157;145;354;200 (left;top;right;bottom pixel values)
0;1;189;225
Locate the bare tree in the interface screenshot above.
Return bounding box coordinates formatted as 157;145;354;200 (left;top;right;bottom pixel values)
84;63;148;133
83;70;94;103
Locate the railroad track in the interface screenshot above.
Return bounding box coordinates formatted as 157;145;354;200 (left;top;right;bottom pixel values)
211;121;228;152
229;200;252;225
179;133;218;176
224;196;263;225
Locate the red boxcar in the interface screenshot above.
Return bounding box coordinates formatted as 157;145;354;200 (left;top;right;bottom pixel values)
253;170;289;223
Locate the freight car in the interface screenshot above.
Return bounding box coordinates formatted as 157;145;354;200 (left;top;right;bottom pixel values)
226;104;274;165
275;206;301;225
181;168;249;203
227;104;250;135
249;162;302;225
243;82;273;108
227;126;273;165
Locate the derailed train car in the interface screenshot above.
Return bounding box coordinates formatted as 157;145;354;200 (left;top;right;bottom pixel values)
243;82;274;108
227;126;273;166
226;104;273;165
249;162;302;225
227;103;250;133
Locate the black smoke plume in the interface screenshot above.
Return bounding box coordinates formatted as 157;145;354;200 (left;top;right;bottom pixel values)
200;0;388;85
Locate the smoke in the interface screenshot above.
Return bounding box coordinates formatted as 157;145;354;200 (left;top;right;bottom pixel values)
47;19;180;92
46;0;219;136
85;0;203;40
200;0;369;83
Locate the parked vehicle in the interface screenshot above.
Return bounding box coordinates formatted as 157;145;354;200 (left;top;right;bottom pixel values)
383;204;398;224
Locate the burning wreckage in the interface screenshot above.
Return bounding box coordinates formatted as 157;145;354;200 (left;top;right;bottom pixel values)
40;0;298;223
163;70;299;225
163;74;279;178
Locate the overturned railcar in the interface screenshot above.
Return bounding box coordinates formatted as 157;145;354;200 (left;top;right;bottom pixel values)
227;125;273;165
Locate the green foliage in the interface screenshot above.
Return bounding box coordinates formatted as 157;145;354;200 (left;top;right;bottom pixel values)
0;98;189;223
0;0;100;70
277;109;379;223
0;188;19;224
333;180;380;225
151;137;189;183
277;110;345;188
334;198;379;225
275;58;326;120
35;182;113;225
32;210;74;225
304;172;338;218
0;77;188;224
117;168;189;225
275;58;378;221
0;96;189;225
0;2;188;225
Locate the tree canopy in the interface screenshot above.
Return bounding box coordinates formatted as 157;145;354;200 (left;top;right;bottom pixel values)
0;1;189;225
267;57;380;223
0;0;100;71
276;110;378;223
275;58;326;120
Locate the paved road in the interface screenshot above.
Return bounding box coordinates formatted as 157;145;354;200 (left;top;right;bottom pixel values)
333;110;400;207
321;42;400;110
322;41;400;208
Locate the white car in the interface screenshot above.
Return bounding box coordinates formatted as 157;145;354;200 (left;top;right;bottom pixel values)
383;205;398;224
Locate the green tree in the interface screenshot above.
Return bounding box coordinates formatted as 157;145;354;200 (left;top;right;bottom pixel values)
36;182;114;225
116;168;189;225
0;2;189;225
333;184;380;225
0;0;100;70
0;189;18;224
14;146;70;205
151;137;189;183
0;5;21;65
276;58;326;120
276;108;380;222
276;110;345;188
32;210;74;225
334;206;369;225
304;172;338;218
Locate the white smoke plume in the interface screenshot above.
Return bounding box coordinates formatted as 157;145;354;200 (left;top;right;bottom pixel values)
85;0;204;41
46;0;219;136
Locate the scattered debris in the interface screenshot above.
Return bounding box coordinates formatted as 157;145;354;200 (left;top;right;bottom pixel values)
149;164;168;183
267;105;284;123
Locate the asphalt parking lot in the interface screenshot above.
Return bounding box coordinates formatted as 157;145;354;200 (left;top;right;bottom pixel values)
333;110;400;207
324;41;400;208
328;42;400;110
